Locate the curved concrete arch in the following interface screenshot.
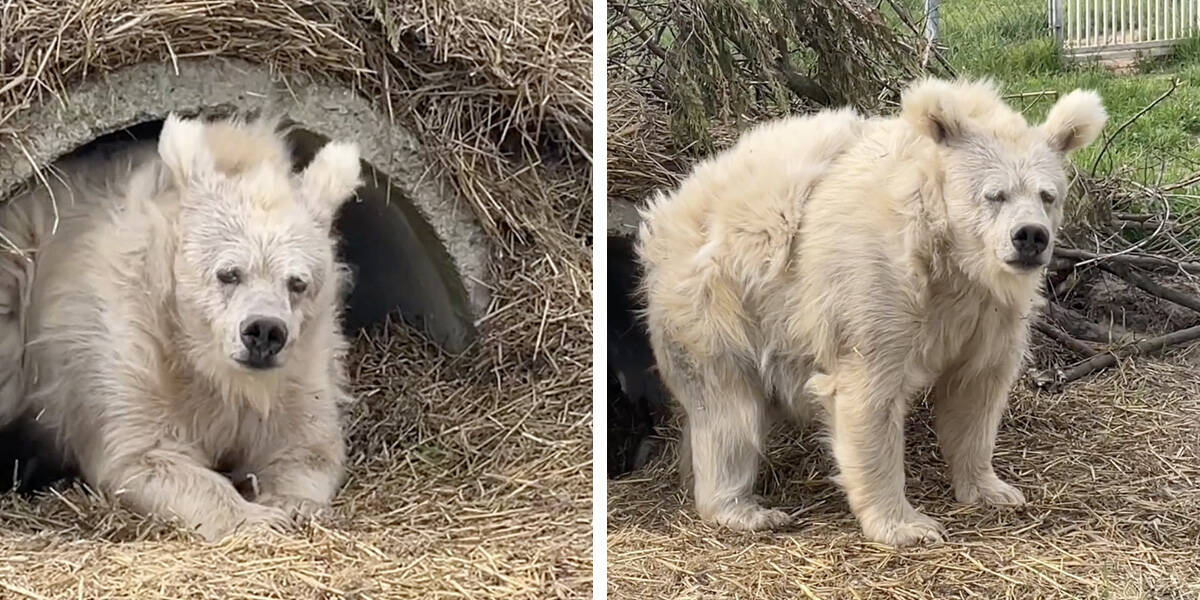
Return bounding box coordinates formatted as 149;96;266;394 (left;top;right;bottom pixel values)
0;59;490;353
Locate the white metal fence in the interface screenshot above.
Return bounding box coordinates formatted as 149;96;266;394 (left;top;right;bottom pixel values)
1050;0;1200;59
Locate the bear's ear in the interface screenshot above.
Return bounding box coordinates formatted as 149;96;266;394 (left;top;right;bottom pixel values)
158;113;215;185
901;78;969;145
299;141;362;226
1040;89;1107;155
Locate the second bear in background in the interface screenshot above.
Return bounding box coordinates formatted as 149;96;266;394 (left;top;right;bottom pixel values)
636;78;1107;546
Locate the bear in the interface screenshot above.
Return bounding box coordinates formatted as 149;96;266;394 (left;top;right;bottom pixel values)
0;113;361;540
635;78;1107;546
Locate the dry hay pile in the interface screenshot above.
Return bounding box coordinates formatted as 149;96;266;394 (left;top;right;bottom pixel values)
0;1;592;598
609;356;1200;599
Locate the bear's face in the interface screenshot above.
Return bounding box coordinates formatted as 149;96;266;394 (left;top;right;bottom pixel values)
175;185;334;371
942;138;1067;274
157;114;362;374
900;80;1107;281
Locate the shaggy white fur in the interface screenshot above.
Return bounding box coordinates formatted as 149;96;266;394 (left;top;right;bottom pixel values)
637;78;1107;546
0;114;361;540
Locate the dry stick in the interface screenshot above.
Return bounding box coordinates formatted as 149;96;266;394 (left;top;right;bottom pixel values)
1089;78;1178;176
1099;262;1200;313
1115;218;1172;233
1113;211;1163;223
1034;320;1096;357
1004;90;1060;100
1042;260;1200;385
1161;170;1200;192
1054;247;1200;275
1047;324;1200;385
882;0;956;76
614;4;667;60
1047;303;1134;344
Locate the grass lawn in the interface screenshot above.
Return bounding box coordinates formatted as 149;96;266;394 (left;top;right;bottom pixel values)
923;0;1200;202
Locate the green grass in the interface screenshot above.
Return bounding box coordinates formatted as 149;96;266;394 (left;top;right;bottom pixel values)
925;0;1200;202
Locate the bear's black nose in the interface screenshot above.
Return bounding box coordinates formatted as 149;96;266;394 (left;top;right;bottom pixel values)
1011;224;1049;260
240;316;288;361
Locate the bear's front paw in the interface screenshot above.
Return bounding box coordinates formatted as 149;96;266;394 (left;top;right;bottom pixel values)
193;503;292;541
860;508;945;547
257;493;329;520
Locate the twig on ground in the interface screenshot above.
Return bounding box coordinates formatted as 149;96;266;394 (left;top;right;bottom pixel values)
1034;320;1096;357
1112;211;1165;223
1038;324;1200;386
1046;303;1134;345
1161;170;1200;192
1004;90;1059;100
1054;247;1200;275
1115;218;1172;233
1099;262;1200;314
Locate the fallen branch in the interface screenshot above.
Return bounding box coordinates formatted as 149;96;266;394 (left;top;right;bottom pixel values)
1112;211;1168;223
1054;247;1200;275
1100;262;1200;314
1003;90;1059;100
1037;324;1200;387
1161;170;1200;192
1046;303;1134;344
613;4;668;61
1034;320;1096;357
1115;218;1172;233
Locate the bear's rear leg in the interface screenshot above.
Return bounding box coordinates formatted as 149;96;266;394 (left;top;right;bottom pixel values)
676;366;790;532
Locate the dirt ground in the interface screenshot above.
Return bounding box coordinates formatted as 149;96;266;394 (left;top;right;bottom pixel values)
608;356;1200;599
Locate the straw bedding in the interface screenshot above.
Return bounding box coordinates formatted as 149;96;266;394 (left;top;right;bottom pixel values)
608;357;1200;599
0;1;591;598
605;4;1200;596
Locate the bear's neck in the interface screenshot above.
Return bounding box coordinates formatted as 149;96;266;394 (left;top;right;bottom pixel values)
929;237;1044;318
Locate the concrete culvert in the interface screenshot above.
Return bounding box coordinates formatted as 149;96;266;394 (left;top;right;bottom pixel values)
0;59;493;493
0;59;492;355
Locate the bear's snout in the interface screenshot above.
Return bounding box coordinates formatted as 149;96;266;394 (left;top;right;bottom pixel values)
1009;224;1049;266
239;316;288;367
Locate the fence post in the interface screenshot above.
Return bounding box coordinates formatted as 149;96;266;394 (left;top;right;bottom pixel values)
925;0;940;45
1050;0;1064;48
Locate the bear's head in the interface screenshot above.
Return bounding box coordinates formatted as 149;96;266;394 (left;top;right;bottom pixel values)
157;113;360;375
901;78;1106;294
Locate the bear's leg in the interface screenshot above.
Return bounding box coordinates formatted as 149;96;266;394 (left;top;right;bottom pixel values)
251;409;345;518
933;366;1026;507
827;357;944;546
677;418;692;490
99;446;290;541
675;363;789;532
252;450;344;518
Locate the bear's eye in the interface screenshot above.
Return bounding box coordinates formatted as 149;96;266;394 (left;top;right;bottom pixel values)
216;268;242;285
985;191;1007;203
288;277;309;295
1040;190;1056;204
